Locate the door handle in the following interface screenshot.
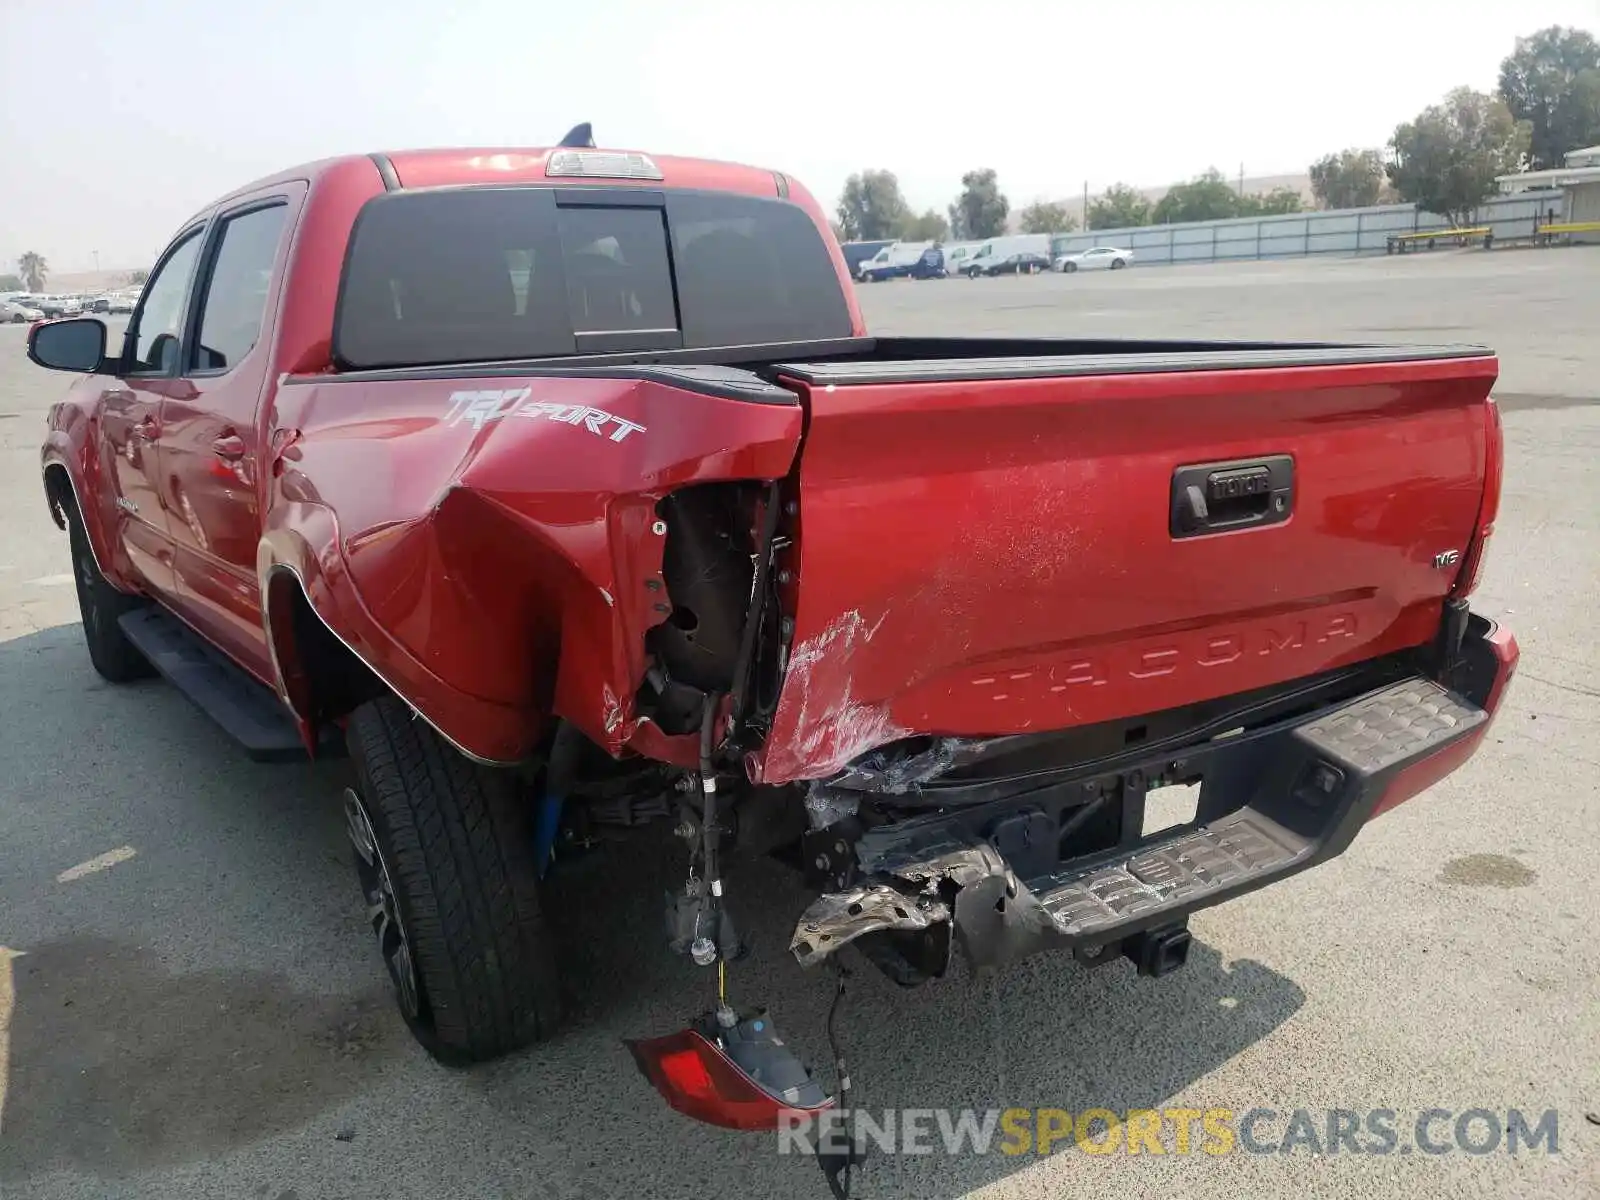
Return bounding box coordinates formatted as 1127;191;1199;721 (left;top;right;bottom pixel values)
1170;456;1294;538
212;433;247;462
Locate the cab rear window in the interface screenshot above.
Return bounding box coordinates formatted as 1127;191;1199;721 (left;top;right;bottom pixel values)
334;186;851;369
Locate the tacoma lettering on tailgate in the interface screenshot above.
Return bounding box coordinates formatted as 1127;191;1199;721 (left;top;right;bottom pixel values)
994;613;1361;691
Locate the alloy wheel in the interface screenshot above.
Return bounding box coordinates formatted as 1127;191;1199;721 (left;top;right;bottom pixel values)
344;786;422;1019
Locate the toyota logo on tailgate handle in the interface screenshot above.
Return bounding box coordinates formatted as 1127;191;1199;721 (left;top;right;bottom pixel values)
1171;456;1295;538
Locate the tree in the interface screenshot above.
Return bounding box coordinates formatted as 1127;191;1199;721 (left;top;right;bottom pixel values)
1238;186;1304;216
1498;26;1600;169
1309;149;1386;209
896;209;950;242
1387;87;1532;226
836;170;911;241
948;169;1009;239
1018;200;1075;234
0;273;22;292
18;252;47;293
126;268;150;286
1152;169;1244;224
1086;183;1152;231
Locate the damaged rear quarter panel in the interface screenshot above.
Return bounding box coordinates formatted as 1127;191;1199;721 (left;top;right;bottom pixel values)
265;374;801;761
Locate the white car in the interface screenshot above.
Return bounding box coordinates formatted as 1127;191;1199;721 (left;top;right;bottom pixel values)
1054;246;1134;273
1;299;45;323
107;292;139;314
35;295;84;318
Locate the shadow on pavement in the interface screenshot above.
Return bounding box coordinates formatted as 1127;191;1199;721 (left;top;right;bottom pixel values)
0;937;403;1180
0;623;1305;1199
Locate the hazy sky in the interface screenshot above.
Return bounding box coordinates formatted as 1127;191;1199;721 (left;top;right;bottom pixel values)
4;0;1598;273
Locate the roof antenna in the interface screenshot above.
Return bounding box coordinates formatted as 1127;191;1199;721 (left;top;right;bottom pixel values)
558;122;596;148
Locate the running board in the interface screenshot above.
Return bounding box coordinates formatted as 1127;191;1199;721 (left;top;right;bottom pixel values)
792;677;1487;970
117;607;336;762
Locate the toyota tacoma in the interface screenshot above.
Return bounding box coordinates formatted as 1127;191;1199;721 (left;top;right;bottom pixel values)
32;126;1516;1131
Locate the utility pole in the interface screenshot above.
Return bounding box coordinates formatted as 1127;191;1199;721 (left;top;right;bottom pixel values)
93;249;100;273
1083;180;1089;230
1238;163;1245;196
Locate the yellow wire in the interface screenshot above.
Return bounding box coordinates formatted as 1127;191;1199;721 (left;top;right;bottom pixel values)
718;957;727;1005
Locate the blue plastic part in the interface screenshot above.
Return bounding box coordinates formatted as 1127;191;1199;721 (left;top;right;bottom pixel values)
534;792;564;879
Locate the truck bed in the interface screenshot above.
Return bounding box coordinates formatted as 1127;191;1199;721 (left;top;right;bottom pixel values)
278;335;1498;778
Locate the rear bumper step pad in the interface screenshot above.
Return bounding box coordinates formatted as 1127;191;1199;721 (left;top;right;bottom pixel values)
791;677;1487;970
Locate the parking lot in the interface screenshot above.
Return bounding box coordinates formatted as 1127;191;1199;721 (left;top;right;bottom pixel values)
1;250;1596;1199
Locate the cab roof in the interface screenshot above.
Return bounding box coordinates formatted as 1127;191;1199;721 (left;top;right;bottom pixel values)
190;144;795;229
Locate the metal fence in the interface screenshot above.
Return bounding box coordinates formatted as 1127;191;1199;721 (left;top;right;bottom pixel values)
1049;190;1566;266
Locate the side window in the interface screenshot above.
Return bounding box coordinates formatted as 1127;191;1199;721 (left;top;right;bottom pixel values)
193;205;289;372
128;231;203;374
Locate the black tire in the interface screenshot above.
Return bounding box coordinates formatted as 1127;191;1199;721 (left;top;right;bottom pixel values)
344;695;562;1064
65;500;153;682
1064;262;1078;273
1110;258;1127;270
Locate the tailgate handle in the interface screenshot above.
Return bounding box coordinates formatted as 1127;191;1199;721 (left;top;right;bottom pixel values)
1171;456;1294;538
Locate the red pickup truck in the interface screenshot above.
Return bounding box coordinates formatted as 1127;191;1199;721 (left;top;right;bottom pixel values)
32;133;1516;1110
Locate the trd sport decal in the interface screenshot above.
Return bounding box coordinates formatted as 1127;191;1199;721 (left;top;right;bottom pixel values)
444;388;647;443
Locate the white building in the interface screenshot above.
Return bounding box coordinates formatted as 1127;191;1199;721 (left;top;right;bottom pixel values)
1497;144;1600;243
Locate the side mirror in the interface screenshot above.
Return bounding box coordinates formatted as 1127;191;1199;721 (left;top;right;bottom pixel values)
28;317;108;374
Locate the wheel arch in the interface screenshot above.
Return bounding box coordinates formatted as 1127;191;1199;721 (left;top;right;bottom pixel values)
42;458;120;588
42;461;73;529
261;563;385;741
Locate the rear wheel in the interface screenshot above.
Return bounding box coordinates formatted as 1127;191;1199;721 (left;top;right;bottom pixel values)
344;694;562;1064
64;498;153;682
1110;258;1127;270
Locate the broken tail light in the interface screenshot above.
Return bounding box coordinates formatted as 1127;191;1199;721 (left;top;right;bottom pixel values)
1452;396;1503;600
626;1011;832;1132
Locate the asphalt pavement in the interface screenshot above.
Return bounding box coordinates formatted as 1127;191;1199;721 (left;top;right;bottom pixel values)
0;251;1596;1199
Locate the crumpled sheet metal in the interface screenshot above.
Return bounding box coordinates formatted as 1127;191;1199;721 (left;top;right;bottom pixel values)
789;885;951;969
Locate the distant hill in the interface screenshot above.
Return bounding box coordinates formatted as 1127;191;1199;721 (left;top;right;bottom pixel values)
40;269;144;293
1018;172;1314;231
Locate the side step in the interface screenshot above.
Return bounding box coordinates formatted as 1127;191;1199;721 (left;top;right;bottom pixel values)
117;607;337;762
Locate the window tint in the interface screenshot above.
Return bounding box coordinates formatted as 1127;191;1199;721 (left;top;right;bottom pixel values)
129;231;202;373
194;205;288;371
335;186;852;370
557;206;676;334
337;187;572;369
667;191;851;346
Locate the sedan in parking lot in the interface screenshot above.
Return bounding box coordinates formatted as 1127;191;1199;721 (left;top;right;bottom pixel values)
965;251;1053;278
35;295;84;318
1054;246;1134;273
1;299;45;323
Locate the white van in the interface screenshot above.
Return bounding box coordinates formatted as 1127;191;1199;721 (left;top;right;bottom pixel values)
959;234;1053;277
938;242;983;277
857;241;936;282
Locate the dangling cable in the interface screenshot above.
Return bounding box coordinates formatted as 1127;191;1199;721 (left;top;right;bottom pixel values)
822;962;856;1200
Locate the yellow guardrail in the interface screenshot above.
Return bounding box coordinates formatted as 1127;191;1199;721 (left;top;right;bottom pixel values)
1534;221;1600;238
1386;227;1493;253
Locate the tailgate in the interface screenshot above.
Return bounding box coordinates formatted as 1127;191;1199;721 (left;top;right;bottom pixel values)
753;346;1498;784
